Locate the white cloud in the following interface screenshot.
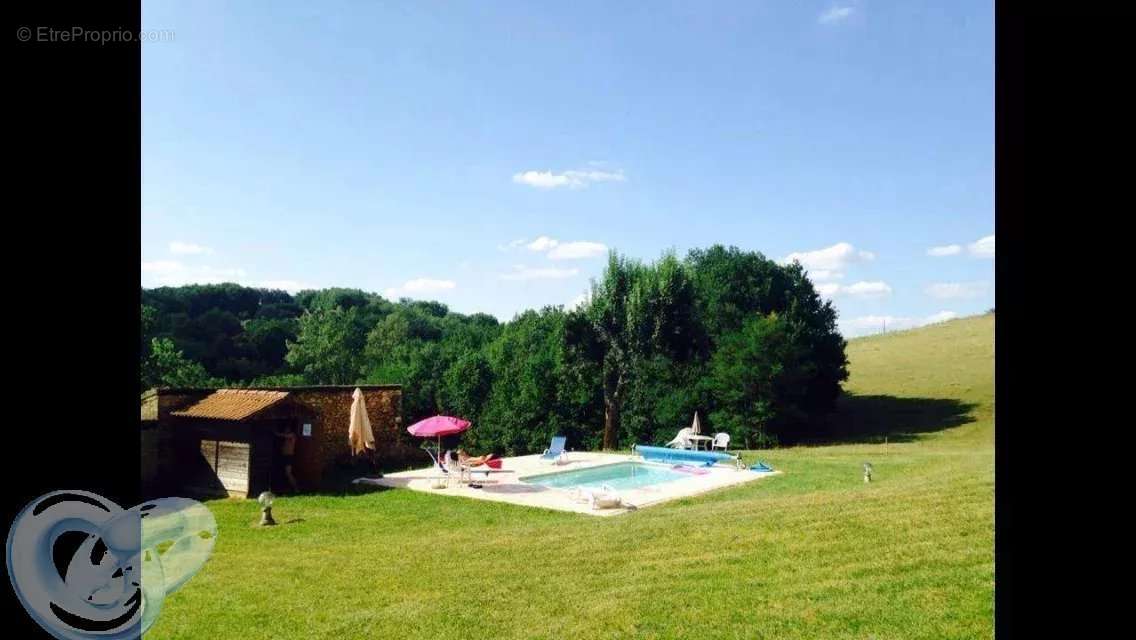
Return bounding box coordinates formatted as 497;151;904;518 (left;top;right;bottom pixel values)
497;238;529;252
258;280;313;293
922;311;960;324
513;171;572;189
565;168;626;183
141;261;248;286
818;5;854;24
510;236;608;260
403;278;456;293
568;291;591;309
843;281;893;298
840;311;959;337
141;260;183;274
142;260;310;292
816;280;893;299
526;236;560;252
784;242;875;274
927;244;963;257
842;315;899;335
808;269;845;282
815;282;841;297
924;281;990;299
383;278;457;299
169;241;213;255
512;167;627;189
548;241;608;260
925;235;993;259
968;234;995;258
500;265;580;281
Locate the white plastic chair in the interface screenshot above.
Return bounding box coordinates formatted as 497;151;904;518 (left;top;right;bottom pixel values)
664;427;693;449
711;433;730;452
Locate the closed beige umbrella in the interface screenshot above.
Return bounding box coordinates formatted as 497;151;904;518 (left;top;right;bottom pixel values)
349;388;375;456
691;411;702;435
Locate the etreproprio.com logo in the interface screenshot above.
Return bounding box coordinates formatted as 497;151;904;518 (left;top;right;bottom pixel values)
6;491;215;639
16;27;175;44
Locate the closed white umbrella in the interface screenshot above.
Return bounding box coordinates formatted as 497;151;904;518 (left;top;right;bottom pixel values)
349;388;375;456
691;411;702;435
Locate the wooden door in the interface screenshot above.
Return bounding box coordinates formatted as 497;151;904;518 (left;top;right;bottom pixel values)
195;440;250;498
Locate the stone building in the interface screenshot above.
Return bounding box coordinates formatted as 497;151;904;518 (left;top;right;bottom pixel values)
141;385;412;499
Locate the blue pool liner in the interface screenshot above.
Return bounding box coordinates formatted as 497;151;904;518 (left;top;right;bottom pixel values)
634;445;735;466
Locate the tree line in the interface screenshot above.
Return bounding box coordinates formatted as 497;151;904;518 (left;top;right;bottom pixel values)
141;245;849;451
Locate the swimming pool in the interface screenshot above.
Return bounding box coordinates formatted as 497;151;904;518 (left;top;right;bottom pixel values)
522;462;687;491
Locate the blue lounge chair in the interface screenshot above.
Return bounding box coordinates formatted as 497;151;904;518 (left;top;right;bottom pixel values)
541;436;568;464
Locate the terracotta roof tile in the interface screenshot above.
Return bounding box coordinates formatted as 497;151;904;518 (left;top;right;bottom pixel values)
171;389;290;421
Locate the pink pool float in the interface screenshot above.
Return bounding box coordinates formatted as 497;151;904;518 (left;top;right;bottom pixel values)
671;464;710;475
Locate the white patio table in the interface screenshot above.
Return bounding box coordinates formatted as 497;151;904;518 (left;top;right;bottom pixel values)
686;434;714;451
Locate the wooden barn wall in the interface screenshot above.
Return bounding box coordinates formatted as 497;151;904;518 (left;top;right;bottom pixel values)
248;424;276;497
176;420;252;498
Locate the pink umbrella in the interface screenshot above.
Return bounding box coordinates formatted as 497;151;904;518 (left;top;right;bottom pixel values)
407;415;471;461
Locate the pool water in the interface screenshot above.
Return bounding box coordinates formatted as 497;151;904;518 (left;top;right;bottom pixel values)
522;462;688;491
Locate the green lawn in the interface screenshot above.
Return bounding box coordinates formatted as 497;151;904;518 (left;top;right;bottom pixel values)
148;314;994;640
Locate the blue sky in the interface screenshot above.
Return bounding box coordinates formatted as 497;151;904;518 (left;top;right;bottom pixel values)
142;1;994;336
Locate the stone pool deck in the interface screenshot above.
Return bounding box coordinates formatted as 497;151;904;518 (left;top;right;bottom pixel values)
353;452;781;516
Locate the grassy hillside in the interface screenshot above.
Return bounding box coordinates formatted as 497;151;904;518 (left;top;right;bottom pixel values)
148;314;994;640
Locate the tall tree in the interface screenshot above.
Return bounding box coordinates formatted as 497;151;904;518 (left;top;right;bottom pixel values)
141;249;849;450
141;338;219;389
285;307;367;384
687;245;848;418
479;308;568;454
585;251;699;449
586;253;639;449
707;313;805;447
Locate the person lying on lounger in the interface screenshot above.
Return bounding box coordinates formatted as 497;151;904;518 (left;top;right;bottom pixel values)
456;449;495;467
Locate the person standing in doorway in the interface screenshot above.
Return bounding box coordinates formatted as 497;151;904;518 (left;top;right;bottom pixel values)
273;424;300;493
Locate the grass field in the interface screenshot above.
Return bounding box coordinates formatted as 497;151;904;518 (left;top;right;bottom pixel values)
148;313;994;640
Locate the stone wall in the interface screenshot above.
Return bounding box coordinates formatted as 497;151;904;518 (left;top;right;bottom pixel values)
142;389;210;498
144;386;413;496
279;386;412;488
141;422;160;497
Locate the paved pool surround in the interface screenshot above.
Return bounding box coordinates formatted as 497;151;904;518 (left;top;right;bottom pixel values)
355;452;781;516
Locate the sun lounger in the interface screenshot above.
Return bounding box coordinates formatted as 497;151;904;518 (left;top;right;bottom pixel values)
448;451;515;486
671;464;711;475
663;427;693;449
571;484;623;510
421;446;452;488
541;436;568;464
